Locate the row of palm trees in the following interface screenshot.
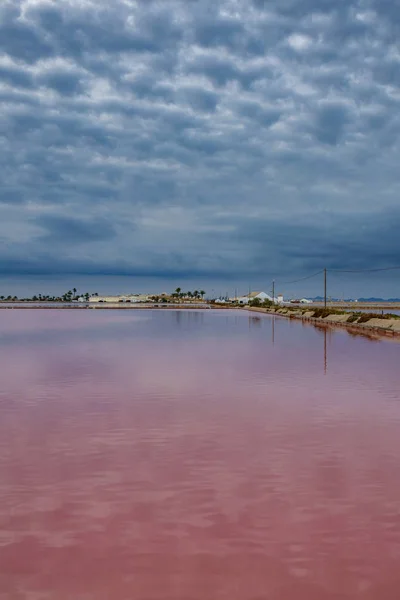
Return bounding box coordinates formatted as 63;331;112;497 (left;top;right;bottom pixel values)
1;288;208;303
0;289;97;302
60;289;93;302
171;288;206;300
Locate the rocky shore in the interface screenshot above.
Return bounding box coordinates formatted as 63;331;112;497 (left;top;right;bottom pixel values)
247;306;400;339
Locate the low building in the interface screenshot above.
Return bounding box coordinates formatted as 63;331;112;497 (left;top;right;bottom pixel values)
89;294;149;303
89;295;120;303
126;294;149;303
237;291;273;305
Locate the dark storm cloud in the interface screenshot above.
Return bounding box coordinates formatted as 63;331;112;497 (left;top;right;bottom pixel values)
36;215;117;244
37;70;84;96
1;0;400;288
0;4;53;63
194;16;245;50
0;64;33;89
313;101;351;146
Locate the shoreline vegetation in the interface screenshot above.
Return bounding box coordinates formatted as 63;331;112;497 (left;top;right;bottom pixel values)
246;303;400;340
0;287;207;304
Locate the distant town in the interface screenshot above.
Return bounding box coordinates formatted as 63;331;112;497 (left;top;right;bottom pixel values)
1;288;399;306
0;288;311;306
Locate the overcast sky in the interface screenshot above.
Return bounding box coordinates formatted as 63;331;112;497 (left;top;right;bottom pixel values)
1;0;400;298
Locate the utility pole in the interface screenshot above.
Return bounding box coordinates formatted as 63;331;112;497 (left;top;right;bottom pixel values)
324;268;327;308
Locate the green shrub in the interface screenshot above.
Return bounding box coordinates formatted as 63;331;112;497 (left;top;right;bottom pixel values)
262;299;274;308
347;313;360;323
312;308;335;319
357;312;394;323
249;298;261;307
347;311;399;323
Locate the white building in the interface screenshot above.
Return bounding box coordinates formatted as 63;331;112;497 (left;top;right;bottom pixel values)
89;294;149;303
237;291;273;305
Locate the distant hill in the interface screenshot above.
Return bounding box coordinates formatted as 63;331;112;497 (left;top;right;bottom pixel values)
309;296;400;302
357;297;400;302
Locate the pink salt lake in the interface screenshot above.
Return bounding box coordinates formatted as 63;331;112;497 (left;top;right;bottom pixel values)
0;309;400;600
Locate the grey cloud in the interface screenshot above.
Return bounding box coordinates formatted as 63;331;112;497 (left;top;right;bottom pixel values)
9;113;43;134
8;111;115;149
0;65;33;89
0;0;400;295
128;75;175;103
236;101;281;126
373;60;400;87
36;215;117;244
29;2;182;57
312;102;352;146
194;17;245;50
36;71;85;96
252;0;341;18
217;206;400;277
0;19;53;64
179;87;219;113
188;54;269;89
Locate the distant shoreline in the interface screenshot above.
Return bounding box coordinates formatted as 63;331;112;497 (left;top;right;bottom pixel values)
0;303;217;310
1;301;400;340
247;306;400;340
1;301;400;309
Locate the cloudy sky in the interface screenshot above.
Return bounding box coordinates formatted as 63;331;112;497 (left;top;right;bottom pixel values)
1;0;400;298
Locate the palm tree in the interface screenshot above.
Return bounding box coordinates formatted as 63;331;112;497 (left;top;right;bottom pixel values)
200;290;205;300
175;287;181;296
193;290;199;299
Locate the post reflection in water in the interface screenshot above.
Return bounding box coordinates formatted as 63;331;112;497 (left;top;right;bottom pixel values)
248;315;262;329
0;309;400;600
174;310;206;328
272;315;275;346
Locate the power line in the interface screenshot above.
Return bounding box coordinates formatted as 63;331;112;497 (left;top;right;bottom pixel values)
278;269;325;285
330;266;400;273
276;265;400;284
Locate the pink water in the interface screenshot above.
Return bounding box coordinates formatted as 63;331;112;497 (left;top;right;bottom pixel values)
1;309;400;599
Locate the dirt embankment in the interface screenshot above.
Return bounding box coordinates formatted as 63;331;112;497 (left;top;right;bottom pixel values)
247;306;400;339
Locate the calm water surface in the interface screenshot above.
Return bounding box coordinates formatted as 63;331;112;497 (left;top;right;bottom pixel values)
1;309;400;600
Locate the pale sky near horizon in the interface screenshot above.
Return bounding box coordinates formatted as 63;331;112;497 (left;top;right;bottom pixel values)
1;0;400;297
